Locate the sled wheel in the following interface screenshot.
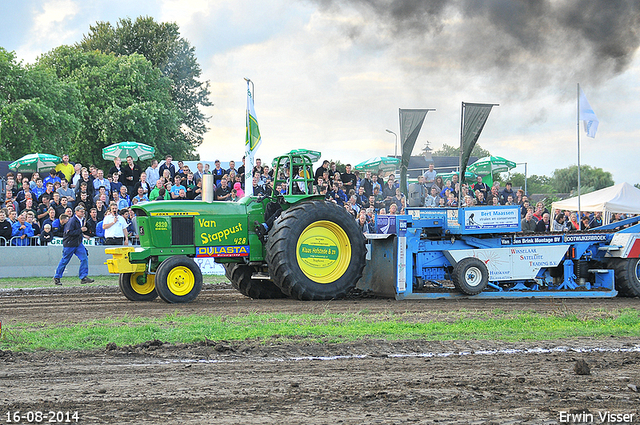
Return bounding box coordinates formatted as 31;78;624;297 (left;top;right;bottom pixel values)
223;263;288;299
452;257;489;295
155;256;203;303
119;272;158;301
266;200;366;301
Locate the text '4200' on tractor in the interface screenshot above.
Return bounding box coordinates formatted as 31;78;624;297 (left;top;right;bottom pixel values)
106;150;640;303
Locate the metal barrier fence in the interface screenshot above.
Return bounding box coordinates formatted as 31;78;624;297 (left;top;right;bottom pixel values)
7;236;40;246
2;235;140;246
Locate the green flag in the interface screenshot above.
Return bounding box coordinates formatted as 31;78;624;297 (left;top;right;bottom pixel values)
244;80;262;196
246;83;262;152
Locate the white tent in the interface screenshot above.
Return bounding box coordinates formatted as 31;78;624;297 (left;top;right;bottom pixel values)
551;182;640;224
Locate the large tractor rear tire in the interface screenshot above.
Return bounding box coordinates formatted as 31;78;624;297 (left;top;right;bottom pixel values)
611;258;640;297
119;272;158;301
223;263;288;299
265;200;366;301
155;256;203;303
452;257;489;296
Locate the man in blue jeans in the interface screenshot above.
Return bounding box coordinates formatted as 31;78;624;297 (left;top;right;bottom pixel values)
53;205;95;285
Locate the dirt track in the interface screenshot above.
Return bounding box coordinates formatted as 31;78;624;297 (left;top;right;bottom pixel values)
1;286;639;424
4;284;640;324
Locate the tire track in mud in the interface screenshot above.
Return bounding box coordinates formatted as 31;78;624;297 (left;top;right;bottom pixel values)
2;286;639;424
2;285;639;325
2;341;639;425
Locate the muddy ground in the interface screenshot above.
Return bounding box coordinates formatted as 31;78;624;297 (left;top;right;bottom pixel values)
1;285;639;424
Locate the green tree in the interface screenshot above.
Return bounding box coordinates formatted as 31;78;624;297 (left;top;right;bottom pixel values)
0;47;84;161
550;165;614;193
328;159;346;174
432;143;491;159
508;172;553;194
78;16;211;155
36;47;183;169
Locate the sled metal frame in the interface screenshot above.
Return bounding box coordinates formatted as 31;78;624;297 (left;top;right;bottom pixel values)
361;208;632;300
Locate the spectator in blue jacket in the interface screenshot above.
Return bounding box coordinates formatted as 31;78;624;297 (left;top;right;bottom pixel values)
43;169;61;188
11;212;34;246
327;182;347;206
51;214;69;238
53;205;94;285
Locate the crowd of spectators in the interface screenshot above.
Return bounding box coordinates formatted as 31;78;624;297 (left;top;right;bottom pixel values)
0;153;631;245
1;153;151;246
279;159;630;234
0;153;260;246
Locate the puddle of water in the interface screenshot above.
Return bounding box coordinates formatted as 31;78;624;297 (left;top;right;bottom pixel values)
387;345;640;358
124;345;640;367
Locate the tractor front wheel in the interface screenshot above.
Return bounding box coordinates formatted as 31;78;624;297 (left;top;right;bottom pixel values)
155;256;203;303
119;272;158;301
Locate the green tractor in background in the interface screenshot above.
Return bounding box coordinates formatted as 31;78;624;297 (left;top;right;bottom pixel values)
106;151;366;302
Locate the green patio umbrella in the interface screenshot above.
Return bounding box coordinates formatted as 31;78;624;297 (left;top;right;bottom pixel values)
273;149;322;169
102;141;156;161
467;156;516;175
467;155;516;186
288;149;322;163
354;156;400;173
437;171;476;182
8;153;61;173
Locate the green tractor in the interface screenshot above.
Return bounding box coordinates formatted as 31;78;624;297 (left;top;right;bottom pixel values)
106;152;367;302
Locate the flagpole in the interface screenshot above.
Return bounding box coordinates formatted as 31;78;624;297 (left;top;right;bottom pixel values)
245;78;255;196
576;83;581;225
458;102;464;209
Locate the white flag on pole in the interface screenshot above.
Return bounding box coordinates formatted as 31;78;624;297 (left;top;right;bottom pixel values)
578;87;599;138
245;79;261;196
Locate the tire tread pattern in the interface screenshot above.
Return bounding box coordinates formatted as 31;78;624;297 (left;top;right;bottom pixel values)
611;258;640;297
223;263;288;299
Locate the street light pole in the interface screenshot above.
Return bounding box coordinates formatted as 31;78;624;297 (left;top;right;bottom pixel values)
516;162;528;195
386;129;398;158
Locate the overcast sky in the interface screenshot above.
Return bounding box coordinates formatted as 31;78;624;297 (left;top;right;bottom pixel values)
2;0;639;183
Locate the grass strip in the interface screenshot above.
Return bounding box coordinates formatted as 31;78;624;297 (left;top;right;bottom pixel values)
2;309;639;352
0;275;120;289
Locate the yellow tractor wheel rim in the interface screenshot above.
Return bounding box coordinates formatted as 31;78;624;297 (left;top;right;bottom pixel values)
166;266;195;296
296;220;351;284
130;272;155;295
